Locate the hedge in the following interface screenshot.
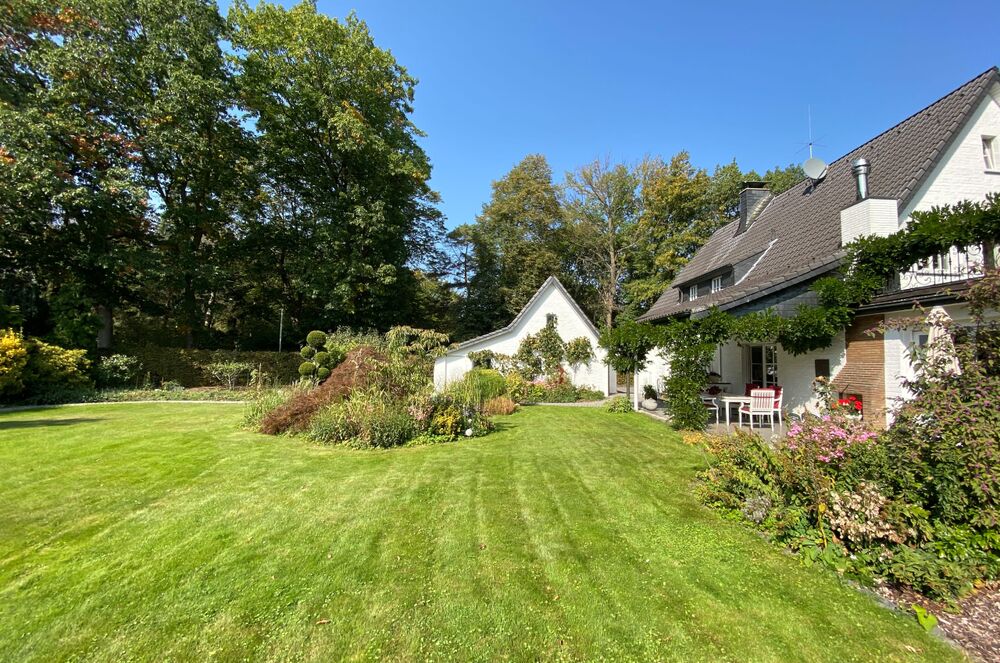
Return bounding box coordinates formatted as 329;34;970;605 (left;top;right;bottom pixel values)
119;345;301;387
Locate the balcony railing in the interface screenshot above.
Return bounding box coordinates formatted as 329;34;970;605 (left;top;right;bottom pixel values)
880;242;998;293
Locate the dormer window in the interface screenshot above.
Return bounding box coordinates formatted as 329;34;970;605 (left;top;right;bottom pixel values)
689;285;698;301
711;276;722;294
984;136;998;170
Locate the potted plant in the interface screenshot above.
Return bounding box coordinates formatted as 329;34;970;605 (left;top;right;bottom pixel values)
831;394;863;420
641;384;658;410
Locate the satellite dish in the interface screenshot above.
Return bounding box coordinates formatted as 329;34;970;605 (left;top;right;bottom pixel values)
803;156;828;181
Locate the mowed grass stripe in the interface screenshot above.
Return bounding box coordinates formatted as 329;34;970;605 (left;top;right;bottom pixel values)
0;403;961;662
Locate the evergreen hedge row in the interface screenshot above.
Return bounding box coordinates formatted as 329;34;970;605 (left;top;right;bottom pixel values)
120;345;301;387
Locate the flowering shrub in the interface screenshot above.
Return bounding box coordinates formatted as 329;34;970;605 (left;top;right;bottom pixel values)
95;354;142;388
785;414;877;464
697;403;996;598
827;482;902;547
0;328;29;396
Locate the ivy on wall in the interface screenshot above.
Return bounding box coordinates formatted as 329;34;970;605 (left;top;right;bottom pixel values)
654;193;1000;428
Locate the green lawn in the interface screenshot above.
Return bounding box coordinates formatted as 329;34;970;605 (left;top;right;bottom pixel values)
0;404;960;662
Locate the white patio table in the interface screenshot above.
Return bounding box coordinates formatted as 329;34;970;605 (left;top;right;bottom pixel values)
715;393;752;426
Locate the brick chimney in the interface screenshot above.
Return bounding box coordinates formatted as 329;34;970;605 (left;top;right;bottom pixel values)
738;182;771;234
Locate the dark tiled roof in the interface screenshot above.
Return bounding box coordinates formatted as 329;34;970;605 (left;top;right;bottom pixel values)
638;66;1000;322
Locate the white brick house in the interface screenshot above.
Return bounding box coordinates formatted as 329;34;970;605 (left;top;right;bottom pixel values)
638;67;1000;426
434;276;617;396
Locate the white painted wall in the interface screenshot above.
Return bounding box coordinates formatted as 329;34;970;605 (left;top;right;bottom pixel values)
900;84;1000;222
779;334;848;418
895;84;1000;290
635;348;670;396
433;282;613;395
701;337;847;421
840;198;899;245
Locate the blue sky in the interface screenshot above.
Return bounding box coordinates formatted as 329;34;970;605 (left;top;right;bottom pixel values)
305;0;996;229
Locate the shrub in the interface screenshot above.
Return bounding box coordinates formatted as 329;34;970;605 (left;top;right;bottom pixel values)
662;342;714;430
696;428;783;513
313;351;331;368
23;338;91;390
306;330;328;347
300;346;316;359
95;354;142;389
606;396;633;413
201;361;254;389
298;361;316;377
308;403;359;444
467;349;496;368
449;368;507;408
353;400;416;449
642;384;657;400
261;347;382;434
575;387;605;402
243;388;292;430
0;328;29;396
316;366;331;380
120;345;301;386
504;373;529;403
539;382;577;403
430;404;464;437
483;396;518;416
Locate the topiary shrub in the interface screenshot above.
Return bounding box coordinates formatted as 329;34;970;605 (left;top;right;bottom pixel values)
306;330;328;348
313;351;331;367
298;361;316;378
316;366;331;380
300;346;316;360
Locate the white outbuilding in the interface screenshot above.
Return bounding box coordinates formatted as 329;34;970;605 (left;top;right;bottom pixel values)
434;276;617;396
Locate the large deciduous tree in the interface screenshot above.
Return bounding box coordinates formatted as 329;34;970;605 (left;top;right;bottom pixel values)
0;2;150;347
563;158;641;328
460;154;566;332
229;1;443;334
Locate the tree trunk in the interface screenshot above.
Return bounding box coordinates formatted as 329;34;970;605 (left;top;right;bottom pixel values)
96;305;113;350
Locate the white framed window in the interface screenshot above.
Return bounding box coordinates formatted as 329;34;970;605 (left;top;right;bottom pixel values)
689;285;698;301
711;276;722;293
746;344;779;387
984;136;998;170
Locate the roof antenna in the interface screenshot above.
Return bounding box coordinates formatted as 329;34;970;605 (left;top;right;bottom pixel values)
802;105;828;182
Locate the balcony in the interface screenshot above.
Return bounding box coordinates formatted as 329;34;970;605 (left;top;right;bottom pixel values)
881;242;998;293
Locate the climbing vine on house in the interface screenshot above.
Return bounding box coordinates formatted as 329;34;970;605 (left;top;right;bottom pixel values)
656;193;1000;428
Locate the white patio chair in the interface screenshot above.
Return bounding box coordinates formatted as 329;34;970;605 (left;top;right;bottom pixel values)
772;387;784;425
739;388;776;430
701;395;719;424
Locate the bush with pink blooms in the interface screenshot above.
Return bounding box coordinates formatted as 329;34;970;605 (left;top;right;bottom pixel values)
785;414;878;463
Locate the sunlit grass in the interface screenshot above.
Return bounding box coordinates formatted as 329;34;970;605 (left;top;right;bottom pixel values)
0;404;959;661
